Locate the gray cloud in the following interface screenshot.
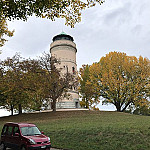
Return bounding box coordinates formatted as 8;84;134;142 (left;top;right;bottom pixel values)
103;2;132;27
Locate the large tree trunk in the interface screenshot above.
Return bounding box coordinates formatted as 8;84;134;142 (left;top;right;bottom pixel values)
18;104;22;114
116;107;121;112
52;99;56;112
10;105;14;116
115;101;121;112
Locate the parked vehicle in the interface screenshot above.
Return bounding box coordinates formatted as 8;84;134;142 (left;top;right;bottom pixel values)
0;122;51;150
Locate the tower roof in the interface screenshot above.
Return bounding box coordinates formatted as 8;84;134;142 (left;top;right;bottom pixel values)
59;31;67;35
53;32;74;42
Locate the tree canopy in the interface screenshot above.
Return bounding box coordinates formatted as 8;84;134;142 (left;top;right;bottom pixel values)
79;52;150;112
0;53;76;114
0;0;104;26
0;0;104;49
0;54;31;115
37;53;77;112
79;64;99;109
0;16;14;49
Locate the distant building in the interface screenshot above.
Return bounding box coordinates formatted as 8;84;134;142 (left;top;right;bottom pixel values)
50;32;80;108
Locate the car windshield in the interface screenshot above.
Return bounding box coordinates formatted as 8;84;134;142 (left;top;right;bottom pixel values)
20;126;41;136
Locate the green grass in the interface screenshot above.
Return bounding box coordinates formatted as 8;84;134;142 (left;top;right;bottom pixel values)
0;110;150;150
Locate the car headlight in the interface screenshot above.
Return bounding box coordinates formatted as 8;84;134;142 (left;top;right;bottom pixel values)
48;137;50;142
29;139;36;144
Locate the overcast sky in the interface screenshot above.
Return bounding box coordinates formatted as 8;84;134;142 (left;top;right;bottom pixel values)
0;0;150;115
1;0;150;68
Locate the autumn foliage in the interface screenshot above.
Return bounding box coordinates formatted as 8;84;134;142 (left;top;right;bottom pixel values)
79;52;150;112
0;0;104;27
0;0;104;49
79;65;99;109
0;53;75;114
0;17;14;49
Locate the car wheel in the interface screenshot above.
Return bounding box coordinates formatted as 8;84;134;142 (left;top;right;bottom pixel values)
21;146;26;150
0;143;6;150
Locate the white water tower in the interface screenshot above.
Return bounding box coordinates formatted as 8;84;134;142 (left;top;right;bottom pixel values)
50;32;80;108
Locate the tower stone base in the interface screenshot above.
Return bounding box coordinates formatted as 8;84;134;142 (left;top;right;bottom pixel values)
56;100;80;109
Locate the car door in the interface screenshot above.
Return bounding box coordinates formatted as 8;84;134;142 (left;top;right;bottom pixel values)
5;126;13;148
11;126;21;149
1;125;8;143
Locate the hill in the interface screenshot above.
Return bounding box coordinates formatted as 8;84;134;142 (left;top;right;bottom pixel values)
0;110;150;150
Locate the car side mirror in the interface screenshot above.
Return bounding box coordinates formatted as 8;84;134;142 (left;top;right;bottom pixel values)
15;133;20;136
41;131;44;134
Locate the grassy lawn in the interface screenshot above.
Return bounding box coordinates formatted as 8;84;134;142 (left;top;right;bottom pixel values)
0;110;150;150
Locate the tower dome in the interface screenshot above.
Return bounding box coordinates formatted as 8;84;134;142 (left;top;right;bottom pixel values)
52;32;74;42
50;32;80;109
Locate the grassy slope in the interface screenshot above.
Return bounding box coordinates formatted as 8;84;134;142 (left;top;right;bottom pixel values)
0;110;150;150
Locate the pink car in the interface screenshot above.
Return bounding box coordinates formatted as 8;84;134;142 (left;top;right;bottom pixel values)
0;122;51;150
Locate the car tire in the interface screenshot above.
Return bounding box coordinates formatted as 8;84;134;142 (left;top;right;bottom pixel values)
21;146;26;150
0;143;6;150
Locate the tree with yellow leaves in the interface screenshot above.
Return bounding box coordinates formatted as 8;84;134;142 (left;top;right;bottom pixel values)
88;52;150;112
0;16;14;50
79;65;100;109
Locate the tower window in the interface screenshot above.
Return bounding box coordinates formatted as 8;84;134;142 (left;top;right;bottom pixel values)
72;67;75;74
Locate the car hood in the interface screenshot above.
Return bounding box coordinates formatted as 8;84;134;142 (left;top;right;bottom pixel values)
25;134;48;142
